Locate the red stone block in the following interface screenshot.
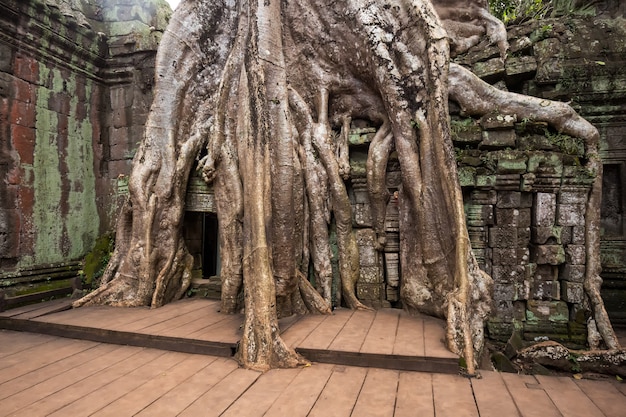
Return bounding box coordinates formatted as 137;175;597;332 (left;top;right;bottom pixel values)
14;55;39;84
10;101;36;127
18;186;34;215
75;78;86;102
0;209;21;258
57;113;68;136
6;165;22;185
11;124;35;164
13;77;35;103
75;101;87;121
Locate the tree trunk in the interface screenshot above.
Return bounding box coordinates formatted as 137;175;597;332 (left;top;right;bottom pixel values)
74;0;618;372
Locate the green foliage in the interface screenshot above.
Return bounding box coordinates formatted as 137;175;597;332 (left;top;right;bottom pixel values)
489;0;597;23
544;129;585;156
450;118;476;134
568;353;582;373
81;233;114;287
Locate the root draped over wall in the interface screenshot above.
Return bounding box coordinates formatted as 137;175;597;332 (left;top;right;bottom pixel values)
74;0;619;373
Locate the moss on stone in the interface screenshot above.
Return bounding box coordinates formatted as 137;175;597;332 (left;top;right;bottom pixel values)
82;233;114;286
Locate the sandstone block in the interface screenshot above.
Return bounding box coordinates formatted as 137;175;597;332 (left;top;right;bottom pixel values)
561;264;586;283
571;226;586;245
559;191;587;205
557;204;585;226
565;245;586;265
518;227;531;246
472;189;497;205
496;191;521;208
531;280;560;301
466;204;494;227
531;226;561;245
492;264;525;283
533;193;556;226
497;155;528;174
526;300;569;323
489;227;518;248
480;130;516;149
532;245;565;265
561;281;584;304
493;248;529;265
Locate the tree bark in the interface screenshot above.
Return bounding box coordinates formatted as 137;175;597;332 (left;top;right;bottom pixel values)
74;0;618;372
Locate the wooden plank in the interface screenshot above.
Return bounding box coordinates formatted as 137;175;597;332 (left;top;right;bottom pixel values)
393;313;425;356
0;317;235;357
296;348;459;374
423;316;457;358
13;346;162;416
12;298;72;319
535;375;604;417
0;298;70;318
0;337;97;385
500;373;562;417
299;309;352;350
361;309;400;354
0;344;159;417
177;368;261;417
187;312;242;343
471;371;521;417
134;358;239;417
3;288;73;308
220;368;302;417
136;302;221;335
45;350;190;417
263;364;334;417
32;304;134;326
277;313;303;333
0;342;122;401
90;353;219;417
307;365;368;417
574;378;626;417
395;372;435;417
0;330;54;358
327;309;376;352
613;379;626;395
280;314;327;348
114;298;210;332
158;307;234;338
432;373;479;417
351;368;399;417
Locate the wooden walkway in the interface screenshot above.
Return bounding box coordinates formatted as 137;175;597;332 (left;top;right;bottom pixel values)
0;297;458;374
1;329;625;417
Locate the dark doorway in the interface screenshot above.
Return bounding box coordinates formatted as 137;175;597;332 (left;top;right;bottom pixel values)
202;214;220;278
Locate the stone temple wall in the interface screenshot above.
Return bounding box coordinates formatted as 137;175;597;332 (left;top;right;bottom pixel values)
0;0;170;297
346;112;594;345
1;0;624;339
345;12;626;343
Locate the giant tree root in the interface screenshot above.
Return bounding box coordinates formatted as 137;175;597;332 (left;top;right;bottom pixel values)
515;341;626;378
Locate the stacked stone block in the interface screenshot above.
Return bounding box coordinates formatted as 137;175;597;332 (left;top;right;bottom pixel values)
450;112;593;345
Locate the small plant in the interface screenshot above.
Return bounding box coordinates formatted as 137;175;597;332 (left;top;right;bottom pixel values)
544;129;585;156
450;117;476;134
568;353;582;373
489;0;597;24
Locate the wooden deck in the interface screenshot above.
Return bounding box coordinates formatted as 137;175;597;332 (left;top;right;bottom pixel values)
0;297;458;374
1;329;625;417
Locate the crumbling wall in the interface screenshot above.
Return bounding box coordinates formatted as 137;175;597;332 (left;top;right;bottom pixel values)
0;0;170;299
343;12;626;342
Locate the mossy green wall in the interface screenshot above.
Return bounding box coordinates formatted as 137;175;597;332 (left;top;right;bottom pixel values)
26;67;99;266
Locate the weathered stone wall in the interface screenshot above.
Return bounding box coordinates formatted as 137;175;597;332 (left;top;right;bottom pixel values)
344;12;626;340
489;15;626;327
0;0;170;295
